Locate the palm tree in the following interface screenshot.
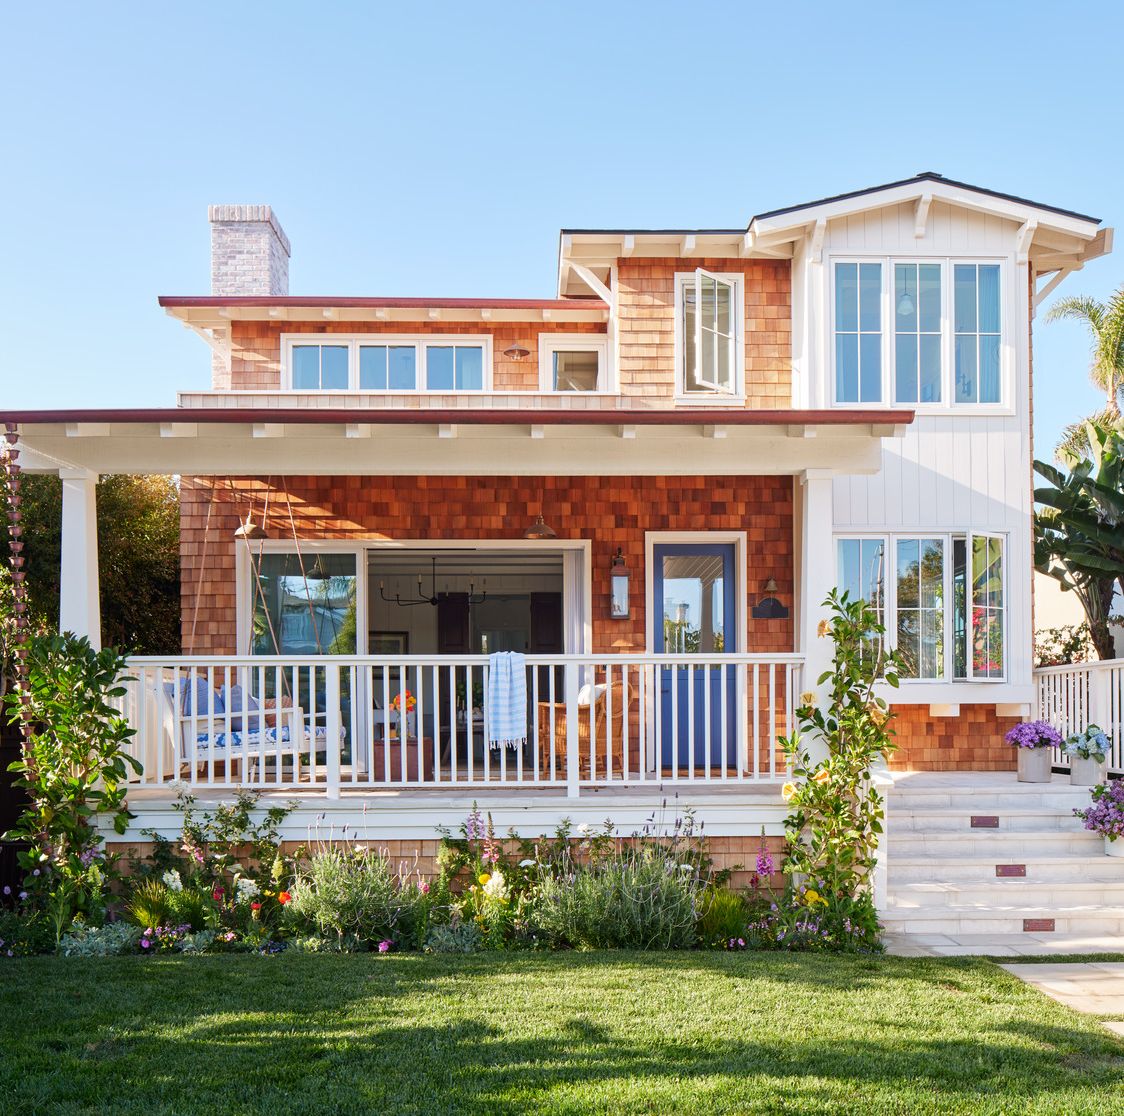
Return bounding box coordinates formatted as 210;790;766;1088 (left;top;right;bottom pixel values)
1047;286;1124;460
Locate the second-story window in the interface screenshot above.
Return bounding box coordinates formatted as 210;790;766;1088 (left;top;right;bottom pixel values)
675;270;743;398
954;264;1001;403
538;335;608;392
283;336;491;392
834;262;883;403
894;263;942;404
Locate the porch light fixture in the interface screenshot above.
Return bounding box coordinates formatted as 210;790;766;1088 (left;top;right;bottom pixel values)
233;515;269;541
752;576;789;620
502;341;531;361
610;548;630;619
523;515;557;540
379;555;486;608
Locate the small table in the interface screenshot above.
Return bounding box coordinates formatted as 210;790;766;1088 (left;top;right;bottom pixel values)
368;736;435;783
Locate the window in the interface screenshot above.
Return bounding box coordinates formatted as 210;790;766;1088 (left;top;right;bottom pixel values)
251;552;357;656
282;336;491;392
836;531;1006;683
537;335;608;392
954;264;1001;403
834;262;882;403
894;263;942;404
675;270;742;397
292;344;349;390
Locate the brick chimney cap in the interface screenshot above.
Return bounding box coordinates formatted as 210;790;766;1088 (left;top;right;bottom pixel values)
207;205;290;257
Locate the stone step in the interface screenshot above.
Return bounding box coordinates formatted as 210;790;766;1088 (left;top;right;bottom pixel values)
888;878;1124;909
891;787;1093;812
889;830;1103;858
892;807;1088;833
882;904;1124;936
888;853;1124;883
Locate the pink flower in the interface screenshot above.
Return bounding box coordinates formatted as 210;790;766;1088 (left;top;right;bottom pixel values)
140;939;150;950
378;940;392;953
417;880;430;894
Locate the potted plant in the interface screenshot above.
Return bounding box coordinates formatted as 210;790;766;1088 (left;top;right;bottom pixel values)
1005;720;1062;782
1064;724;1109;786
1074;781;1124;856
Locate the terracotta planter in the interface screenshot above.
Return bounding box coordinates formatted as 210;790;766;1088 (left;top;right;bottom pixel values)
1017;747;1053;783
1069;755;1105;787
1106;837;1124;858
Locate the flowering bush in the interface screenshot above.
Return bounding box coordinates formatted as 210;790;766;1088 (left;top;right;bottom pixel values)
779;590;899;952
1075;781;1124;842
1065;724;1110;762
1005;720;1063;750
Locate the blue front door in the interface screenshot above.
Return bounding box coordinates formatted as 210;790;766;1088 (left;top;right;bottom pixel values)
652;543;737;770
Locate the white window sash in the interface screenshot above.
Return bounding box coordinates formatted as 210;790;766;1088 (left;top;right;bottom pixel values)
692;268;736;393
965;531;1005;682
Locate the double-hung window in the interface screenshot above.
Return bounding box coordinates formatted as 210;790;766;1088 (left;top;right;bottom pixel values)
675;270;742;397
836;531;1006;682
284;336;491;392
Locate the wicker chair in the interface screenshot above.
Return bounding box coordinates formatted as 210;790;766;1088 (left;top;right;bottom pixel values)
536;677;631;778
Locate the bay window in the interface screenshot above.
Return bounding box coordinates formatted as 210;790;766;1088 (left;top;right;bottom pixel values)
675;270;743;397
283;336;491;392
835;531;1006;682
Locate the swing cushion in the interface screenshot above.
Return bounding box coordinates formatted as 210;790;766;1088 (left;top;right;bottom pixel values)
221;684;261;731
181;675;224;717
190;724;333;752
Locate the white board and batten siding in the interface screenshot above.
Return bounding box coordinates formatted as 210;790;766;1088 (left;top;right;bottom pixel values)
800;201;1035;705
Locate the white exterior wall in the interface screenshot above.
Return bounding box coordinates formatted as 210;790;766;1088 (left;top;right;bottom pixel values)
794;201;1034;706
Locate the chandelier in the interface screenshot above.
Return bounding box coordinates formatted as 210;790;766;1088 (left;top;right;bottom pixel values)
378;556;487;607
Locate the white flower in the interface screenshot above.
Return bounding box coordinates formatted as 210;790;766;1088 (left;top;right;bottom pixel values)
577;823;592;836
518;859;536;868
482;870;509;901
162;870;183;893
235;877;260;901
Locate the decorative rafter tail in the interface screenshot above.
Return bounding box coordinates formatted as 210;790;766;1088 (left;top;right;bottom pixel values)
3;422;32;750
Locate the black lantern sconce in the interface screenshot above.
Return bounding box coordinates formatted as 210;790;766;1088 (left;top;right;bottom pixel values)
610;548;630;619
751;576;789;619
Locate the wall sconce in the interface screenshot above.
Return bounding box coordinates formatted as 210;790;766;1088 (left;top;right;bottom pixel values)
502;341;530;361
233;514;269;541
751;576;789;619
523;515;557;540
610;548;630;619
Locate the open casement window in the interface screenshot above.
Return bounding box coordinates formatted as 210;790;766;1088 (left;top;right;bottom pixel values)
953;533;1005;680
684;269;738;394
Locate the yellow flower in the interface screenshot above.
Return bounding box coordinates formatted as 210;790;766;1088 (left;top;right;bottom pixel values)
804;888;826;907
800;691;816;707
816;619;831;639
813;769;830;785
478;873;491;886
781;782;797;802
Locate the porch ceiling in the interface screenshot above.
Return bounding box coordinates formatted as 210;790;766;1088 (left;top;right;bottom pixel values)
4;406;913;478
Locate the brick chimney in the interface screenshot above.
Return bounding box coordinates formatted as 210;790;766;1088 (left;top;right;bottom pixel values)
208;204;290;296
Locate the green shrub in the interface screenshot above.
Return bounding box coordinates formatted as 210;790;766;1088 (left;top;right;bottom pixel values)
286;849;426;949
165;888;214;932
126;879;169;930
0;908;55;957
698;888;749;945
424;916;482;954
60;920;141;957
532;851;701;950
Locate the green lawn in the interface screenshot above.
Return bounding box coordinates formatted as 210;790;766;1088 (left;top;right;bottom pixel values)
2;953;1122;1115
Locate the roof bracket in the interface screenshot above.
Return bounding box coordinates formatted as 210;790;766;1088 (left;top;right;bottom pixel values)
914;192;933;238
566;260;612;305
1016;218;1039;265
808;218;827;263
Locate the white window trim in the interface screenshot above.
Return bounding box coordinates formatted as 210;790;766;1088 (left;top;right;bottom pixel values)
281;334;494;393
829;256;1013;415
536;334;609;393
672;271;746;405
834;530;1008;684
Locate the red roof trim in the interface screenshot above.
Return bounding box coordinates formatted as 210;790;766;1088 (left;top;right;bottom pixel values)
3;407;914;428
159;296;606;310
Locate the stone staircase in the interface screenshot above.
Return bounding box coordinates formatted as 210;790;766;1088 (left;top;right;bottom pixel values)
882;772;1124;953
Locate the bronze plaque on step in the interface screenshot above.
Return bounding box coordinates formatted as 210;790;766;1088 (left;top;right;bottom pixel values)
971;816;1000;828
1023;918;1055;932
995;864;1026;877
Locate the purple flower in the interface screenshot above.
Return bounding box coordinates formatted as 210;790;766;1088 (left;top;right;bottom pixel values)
378;940;392;953
17;892;26;901
140;939;150;950
2;886;9;896
1005;720;1063;750
755;850;774;878
32;869;40;877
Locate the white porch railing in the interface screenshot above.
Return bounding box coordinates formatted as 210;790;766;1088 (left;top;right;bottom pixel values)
1035;658;1124;774
117;653;802;797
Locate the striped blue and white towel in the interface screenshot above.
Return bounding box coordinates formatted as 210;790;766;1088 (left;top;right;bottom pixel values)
487;651;526;750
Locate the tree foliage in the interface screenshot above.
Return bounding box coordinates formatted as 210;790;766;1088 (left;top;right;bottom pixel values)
0;473;180;655
1034;417;1124;660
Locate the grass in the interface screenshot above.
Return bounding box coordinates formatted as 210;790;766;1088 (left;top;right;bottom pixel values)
2;952;1123;1115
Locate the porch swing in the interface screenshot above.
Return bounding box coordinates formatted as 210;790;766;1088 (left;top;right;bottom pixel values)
163;478;345;785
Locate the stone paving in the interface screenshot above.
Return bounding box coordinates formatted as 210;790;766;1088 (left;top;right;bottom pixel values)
1000;962;1124;1039
884;931;1124;958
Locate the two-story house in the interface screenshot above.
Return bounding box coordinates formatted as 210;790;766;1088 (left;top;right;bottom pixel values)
3;174;1112;913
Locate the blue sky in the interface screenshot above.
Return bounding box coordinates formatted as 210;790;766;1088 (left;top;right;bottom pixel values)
2;0;1121;457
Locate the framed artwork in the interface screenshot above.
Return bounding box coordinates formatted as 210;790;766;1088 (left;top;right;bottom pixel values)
370;631;409;655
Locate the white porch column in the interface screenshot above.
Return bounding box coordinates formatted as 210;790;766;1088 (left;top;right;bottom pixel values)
798;470;835;762
59;468;101;650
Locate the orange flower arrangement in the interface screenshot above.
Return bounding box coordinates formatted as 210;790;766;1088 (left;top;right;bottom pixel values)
392;690;417;714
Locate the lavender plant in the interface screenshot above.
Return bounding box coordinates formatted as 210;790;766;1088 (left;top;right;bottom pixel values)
1005;720;1064;749
1075;781;1124;842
